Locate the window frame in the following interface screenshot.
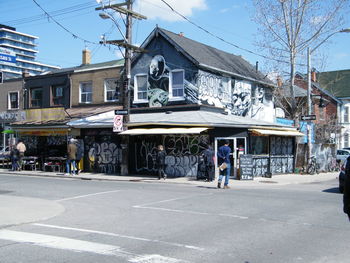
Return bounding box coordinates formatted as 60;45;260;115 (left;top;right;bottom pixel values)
133;74;148;103
79;81;93;104
104;78;119;102
344;106;349;123
8;91;19;110
169;69;185;101
30;87;43;108
51;85;64;106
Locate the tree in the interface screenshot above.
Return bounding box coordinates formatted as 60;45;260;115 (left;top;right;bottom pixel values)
252;0;348;120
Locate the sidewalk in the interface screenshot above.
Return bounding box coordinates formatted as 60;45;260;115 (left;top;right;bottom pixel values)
0;168;339;187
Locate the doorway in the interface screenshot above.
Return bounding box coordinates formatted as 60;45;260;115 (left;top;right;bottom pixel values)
215;137;247;179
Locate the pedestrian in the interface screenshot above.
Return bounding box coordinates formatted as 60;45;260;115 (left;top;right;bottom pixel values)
156;144;166;180
343;155;350;221
75;138;84;174
65;138;77;175
217;140;231;189
10;145;19;171
16;139;26;171
203;144;215;182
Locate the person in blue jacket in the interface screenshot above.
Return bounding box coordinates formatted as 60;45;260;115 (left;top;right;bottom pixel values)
217;140;231;189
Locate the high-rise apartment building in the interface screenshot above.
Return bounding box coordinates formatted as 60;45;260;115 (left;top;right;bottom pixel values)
0;24;60;79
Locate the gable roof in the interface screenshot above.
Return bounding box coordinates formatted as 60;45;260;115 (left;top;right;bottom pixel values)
317;69;350;98
138;27;274;87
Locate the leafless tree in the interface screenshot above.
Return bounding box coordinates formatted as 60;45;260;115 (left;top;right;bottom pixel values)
252;0;348;119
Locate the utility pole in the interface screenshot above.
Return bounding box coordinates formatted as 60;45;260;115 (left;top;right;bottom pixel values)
96;0;146;176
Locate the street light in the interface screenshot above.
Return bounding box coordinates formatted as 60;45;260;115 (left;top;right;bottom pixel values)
306;28;350;165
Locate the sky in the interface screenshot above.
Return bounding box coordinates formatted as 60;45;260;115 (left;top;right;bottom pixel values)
1;0;349;75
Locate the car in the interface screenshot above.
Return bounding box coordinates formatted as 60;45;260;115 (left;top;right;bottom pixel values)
336;149;350;163
339;159;348;193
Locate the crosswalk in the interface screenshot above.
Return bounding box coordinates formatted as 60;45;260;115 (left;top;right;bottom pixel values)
0;224;197;263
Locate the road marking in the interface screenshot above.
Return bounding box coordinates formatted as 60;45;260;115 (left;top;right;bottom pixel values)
55;190;121;202
0;230;188;262
33;223;204;251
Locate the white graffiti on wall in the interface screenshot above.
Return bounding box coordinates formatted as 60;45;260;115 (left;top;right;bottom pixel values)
88;142;122;174
232;80;251;116
197;70;231;108
251;86;274;122
165;155;198;177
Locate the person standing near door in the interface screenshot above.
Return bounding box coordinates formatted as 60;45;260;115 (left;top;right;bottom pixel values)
217;140;232;189
156;145;167;180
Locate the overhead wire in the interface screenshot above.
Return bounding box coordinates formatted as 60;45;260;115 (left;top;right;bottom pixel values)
159;0;306;67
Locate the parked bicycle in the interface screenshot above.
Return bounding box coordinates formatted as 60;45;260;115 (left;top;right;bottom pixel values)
307;155;320;175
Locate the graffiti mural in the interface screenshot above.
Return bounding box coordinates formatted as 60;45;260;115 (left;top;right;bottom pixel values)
232;80;252;116
270;136;294;174
134;134;209;177
85;136;122;174
197;70;231;109
253;157;268;177
47;136;66;146
312;143;335;172
251;86;274;122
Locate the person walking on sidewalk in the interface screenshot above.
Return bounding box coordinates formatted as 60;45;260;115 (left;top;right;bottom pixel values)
156;145;167;180
203;144;215;182
343;155;350;221
66;138;77;175
217;140;231;189
10;145;19;171
16;140;26;171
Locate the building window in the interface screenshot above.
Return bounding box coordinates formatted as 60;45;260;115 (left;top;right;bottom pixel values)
104;78;119;102
169;70;184;99
134;74;148;102
52;85;64;106
79;82;92;103
30;88;43;108
344;107;349;123
8;92;19;109
345;133;349;148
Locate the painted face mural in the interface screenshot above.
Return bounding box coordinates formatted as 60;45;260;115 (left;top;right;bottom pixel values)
232;80;252;116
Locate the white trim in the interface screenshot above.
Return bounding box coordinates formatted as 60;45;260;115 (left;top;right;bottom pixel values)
104;78;119;102
0;27;38;39
79;81;93;104
169;69;185;101
8;91;19;110
133;74;148;103
0;43;38;53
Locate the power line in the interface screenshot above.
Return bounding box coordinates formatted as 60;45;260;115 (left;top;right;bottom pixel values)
159;0;305;66
31;0;100;45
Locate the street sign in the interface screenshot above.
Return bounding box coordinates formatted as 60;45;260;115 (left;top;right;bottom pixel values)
300;115;316;121
113;115;123;132
115;110;128;115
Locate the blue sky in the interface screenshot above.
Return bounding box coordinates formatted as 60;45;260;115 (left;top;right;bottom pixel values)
1;0;349;74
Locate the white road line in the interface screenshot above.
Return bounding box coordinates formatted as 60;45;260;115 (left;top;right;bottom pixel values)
33;223;204;251
55;190;121;202
0;230;188;263
133;193;213;208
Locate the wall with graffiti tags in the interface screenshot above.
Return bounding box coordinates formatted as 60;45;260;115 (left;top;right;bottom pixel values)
131;36;275;122
82;129;122;174
131;134;210;177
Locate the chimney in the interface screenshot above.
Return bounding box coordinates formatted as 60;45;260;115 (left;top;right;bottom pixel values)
277;76;283;87
22;70;30;78
311;68;317;82
82;48;91;65
179;32;184;37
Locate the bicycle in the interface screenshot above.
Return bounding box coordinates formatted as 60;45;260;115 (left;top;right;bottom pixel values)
307;155;320;175
327;158;340;172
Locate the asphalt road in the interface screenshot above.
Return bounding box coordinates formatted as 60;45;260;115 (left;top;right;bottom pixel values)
0;174;349;263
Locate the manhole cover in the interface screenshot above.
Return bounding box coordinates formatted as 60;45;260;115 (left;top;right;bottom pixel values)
259;181;278;184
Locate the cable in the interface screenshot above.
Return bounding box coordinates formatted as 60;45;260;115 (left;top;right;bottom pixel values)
31;0;100;45
159;0;306;66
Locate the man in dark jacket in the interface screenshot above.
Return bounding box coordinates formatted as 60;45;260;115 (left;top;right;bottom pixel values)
203;145;215;182
217;140;231;189
156;145;166;180
343;155;350;221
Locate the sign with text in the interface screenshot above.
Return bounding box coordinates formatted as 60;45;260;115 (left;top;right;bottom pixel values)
239;154;254;180
115;110;128;115
113;115;123;132
0;47;16;66
300;115;316;121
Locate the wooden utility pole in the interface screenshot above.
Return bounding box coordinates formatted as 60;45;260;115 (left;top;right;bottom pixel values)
96;0;146;176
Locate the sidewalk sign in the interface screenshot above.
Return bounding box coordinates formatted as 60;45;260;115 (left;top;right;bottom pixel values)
239;154;254;180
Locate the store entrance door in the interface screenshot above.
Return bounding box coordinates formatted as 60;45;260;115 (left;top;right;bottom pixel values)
215;137;246;179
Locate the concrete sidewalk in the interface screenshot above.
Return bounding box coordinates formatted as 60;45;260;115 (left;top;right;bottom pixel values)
0;168;339;187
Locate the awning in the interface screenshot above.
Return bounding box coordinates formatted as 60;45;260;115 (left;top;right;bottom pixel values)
250;128;304;137
15;128;68;136
119;127;208;135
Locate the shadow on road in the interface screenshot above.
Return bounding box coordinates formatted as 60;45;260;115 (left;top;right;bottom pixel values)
322;187;342;194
